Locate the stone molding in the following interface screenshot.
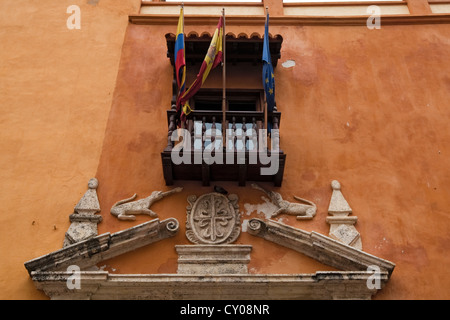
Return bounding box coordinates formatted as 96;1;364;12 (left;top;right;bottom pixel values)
176;244;252;274
129;13;450;26
25;218;179;275
247;218;395;277
31;270;387;300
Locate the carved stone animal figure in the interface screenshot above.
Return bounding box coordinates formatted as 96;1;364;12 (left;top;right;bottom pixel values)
110;187;183;221
251;184;316;219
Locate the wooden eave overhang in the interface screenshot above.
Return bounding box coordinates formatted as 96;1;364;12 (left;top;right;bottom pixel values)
165;32;283;67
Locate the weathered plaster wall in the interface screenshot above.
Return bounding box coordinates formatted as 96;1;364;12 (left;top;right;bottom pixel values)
275;23;450;299
2;0;450;300
0;0;140;299
95;20;450;300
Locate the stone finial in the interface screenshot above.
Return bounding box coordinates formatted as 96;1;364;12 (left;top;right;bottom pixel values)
63;178;102;247
326;180;362;250
74;178;100;214
328;180;352;215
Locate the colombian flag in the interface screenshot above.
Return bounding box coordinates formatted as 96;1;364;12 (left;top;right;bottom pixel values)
262;12;275;113
175;7;186;111
177;16;224;122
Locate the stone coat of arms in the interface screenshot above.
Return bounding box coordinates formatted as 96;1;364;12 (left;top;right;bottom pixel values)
186;192;240;244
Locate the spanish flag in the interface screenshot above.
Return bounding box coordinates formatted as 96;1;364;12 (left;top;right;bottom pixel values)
177;16;224;122
175;7;186;111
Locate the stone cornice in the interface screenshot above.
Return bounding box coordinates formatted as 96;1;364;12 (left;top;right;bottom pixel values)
31;270;388;300
129;13;450;26
24;218;179;275
247;218;395;277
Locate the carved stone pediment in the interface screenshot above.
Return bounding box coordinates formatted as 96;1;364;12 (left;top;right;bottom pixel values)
186;193;240;244
24;183;396;300
24;216;395;300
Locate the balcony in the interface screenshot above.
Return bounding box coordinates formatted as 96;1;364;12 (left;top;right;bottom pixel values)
161;108;285;187
162;32;285;187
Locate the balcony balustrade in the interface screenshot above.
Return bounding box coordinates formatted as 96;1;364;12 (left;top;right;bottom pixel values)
161;106;286;186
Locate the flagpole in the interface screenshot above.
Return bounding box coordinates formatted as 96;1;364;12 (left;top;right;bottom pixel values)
179;2;186;129
222;8;226;148
181;2;185;130
264;7;268;140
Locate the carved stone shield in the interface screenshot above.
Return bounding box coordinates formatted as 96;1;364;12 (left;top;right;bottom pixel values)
186;193;240;244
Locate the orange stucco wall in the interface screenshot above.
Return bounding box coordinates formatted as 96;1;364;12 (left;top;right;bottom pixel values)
1;0;449;300
0;0;141;299
95;15;450;299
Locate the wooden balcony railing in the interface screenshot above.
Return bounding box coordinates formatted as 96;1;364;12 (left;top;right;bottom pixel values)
161;107;286;187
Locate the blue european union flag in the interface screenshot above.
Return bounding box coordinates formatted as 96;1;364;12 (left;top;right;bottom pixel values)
262;12;275;113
